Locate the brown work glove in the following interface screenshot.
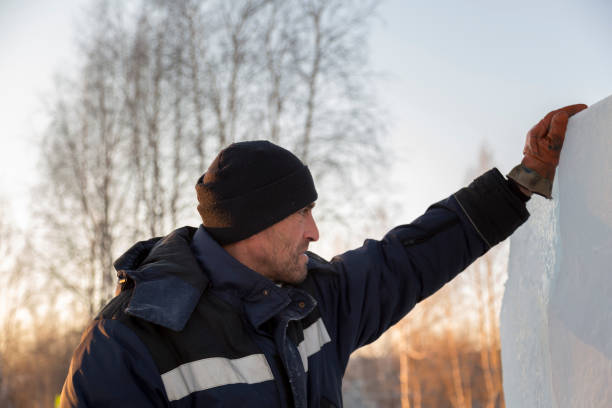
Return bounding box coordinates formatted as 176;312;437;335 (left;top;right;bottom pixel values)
507;103;587;198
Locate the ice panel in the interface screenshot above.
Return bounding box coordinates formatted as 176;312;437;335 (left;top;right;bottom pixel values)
502;96;612;408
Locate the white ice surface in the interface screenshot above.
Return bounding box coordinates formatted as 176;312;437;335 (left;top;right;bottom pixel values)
501;96;612;408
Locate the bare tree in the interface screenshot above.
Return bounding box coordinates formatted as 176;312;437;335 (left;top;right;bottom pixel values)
38;0;386;318
472;248;506;408
0;200;15;408
441;303;473;408
466;145;507;408
0;198;84;408
38;1;130;314
397;326;425;408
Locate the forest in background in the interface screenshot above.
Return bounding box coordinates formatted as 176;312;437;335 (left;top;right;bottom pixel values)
1;1;507;406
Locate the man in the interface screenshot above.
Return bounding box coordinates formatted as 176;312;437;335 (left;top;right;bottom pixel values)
61;104;586;407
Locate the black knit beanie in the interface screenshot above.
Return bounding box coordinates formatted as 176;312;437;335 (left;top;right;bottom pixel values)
195;140;318;245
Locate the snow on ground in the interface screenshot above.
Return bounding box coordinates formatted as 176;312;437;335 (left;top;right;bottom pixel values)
501;95;612;407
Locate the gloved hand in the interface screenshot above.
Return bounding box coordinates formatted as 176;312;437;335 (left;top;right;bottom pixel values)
507;103;587;198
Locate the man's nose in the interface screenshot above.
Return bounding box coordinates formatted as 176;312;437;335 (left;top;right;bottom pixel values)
305;213;319;242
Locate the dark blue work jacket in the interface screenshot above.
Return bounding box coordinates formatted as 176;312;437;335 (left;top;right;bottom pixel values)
60;169;529;407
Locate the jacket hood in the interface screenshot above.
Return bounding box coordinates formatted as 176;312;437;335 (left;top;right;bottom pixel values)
113;226;209;331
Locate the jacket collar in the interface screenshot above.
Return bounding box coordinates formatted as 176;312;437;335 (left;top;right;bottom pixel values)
114;225;309;332
191;226;293;329
114;226;208;332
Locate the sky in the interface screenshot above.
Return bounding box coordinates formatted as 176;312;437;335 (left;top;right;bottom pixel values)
0;0;88;226
1;0;612;255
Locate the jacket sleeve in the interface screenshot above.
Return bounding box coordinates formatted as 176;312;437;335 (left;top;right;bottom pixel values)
60;319;169;407
310;168;529;370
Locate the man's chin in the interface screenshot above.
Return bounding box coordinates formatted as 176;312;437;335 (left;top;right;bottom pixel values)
285;265;308;285
294;272;308;285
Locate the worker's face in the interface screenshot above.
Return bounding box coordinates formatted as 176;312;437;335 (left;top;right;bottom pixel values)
254;203;319;284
